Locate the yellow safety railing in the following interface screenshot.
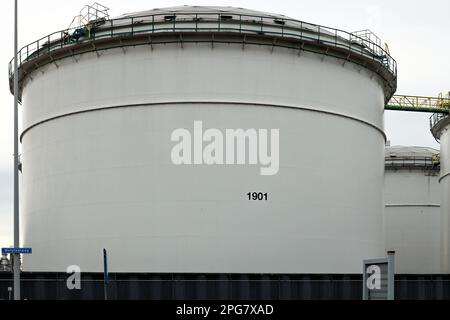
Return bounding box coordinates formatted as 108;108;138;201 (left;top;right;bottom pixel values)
386;95;450;114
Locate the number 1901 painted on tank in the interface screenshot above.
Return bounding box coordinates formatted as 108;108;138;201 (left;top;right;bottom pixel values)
247;192;268;201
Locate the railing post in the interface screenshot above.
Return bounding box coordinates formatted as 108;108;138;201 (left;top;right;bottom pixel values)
348;32;351;51
218;13;221;32
131;17;134;35
361;36;363;55
48;35;51;52
111;19;113;37
239;15;242;33
300;21;303;40
152;15;155;33
195;14;198;32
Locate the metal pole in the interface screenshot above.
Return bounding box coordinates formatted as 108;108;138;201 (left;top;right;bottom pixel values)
13;0;21;301
387;251;395;300
103;248;108;300
362;260;368;300
104;282;108;300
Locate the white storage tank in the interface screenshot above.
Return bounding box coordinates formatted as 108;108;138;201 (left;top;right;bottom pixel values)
384;145;441;274
10;6;397;273
431;113;450;273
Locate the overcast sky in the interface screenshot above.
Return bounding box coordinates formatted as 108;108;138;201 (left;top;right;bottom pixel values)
0;0;448;248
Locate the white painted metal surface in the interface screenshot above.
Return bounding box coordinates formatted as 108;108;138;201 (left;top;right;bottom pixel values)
18;7;390;273
432;116;450;273
384;146;441;274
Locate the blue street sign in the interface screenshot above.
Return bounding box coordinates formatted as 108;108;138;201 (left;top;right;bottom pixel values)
1;248;32;255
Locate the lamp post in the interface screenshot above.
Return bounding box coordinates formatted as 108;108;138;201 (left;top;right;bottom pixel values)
13;0;21;301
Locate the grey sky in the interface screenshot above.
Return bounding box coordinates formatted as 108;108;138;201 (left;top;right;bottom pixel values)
0;0;448;248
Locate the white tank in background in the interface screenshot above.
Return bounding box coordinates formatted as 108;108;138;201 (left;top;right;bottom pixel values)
384;145;441;274
431;113;450;273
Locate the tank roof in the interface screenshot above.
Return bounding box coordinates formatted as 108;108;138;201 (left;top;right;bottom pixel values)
9;5;397;102
385;145;440;170
115;6;292;20
386;145;439;159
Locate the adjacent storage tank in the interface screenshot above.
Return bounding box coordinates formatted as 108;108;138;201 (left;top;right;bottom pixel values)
384;145;441;274
10;6;397;273
431;113;450;273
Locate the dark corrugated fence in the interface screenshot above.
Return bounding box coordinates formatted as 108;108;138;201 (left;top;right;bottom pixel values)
0;273;448;300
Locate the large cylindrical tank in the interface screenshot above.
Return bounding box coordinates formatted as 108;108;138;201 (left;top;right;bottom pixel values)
10;6;397;273
384;145;441;274
431;114;450;273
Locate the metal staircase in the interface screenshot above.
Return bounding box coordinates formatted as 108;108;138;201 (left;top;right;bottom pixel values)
67;2;110;38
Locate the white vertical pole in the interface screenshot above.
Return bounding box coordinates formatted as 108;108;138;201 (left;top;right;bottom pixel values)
13;0;21;301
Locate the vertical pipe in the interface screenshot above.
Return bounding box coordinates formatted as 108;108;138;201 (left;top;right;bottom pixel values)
387;251;395;300
13;0;21;301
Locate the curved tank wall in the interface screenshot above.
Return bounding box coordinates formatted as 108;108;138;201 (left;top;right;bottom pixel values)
14;6;395;273
431;115;450;273
384;146;441;274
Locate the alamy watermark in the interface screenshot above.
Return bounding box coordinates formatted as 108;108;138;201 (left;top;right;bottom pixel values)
66;265;81;290
171;121;280;176
366;265;381;290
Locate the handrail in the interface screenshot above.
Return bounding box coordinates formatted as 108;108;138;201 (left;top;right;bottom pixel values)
386;95;450;114
385;156;440;169
8;11;397;82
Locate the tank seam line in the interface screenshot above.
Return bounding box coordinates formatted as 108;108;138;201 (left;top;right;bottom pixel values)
20;101;386;142
385;204;440;207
